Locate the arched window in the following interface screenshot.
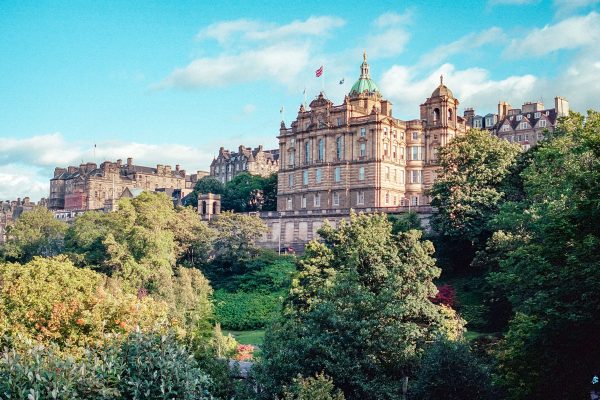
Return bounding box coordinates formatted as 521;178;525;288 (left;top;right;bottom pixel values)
433;108;440;122
448;108;453;120
305;141;311;163
212;201;217;215
202;201;207;215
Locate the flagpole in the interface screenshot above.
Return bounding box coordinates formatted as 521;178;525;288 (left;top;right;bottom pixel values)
321;66;325;93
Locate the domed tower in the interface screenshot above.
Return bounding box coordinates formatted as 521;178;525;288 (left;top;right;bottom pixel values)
420;75;461;147
348;52;392;116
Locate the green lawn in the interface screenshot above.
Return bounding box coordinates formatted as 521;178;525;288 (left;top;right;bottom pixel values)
224;330;265;346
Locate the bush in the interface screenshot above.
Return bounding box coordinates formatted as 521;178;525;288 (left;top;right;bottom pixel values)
411;338;495;400
432;284;458;308
214;290;282;330
283;373;345;400
0;333;214;399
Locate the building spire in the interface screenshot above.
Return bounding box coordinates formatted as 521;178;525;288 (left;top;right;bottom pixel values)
360;51;370;79
363;50;367;62
440;74;443;85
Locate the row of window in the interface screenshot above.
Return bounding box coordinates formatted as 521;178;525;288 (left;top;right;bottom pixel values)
500;119;548;132
214;163;247;174
285;192;421;210
286;167;425;187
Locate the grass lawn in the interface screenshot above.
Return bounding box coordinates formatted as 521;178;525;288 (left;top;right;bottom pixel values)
224;330;266;346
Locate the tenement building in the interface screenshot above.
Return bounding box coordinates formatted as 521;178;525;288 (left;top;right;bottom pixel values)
276;53;466;213
210;145;279;183
0;197;45;243
464;97;569;150
49;158;204;211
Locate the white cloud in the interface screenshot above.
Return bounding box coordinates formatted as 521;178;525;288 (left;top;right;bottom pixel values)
506;12;600;57
419;27;505;66
381;63;537;119
374;11;412;28
242;104;256;114
0;133;215;201
553;0;599;15
196;16;345;45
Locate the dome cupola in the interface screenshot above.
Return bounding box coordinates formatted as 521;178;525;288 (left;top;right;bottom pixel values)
431;75;454;98
349;51;380;97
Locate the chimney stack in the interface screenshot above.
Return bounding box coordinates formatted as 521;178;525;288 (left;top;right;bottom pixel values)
127;157;132;166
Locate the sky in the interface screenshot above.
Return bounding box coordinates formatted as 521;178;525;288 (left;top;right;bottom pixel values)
1;0;599;201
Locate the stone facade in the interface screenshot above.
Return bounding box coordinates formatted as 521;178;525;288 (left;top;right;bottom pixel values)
277;54;466;212
464;97;569;150
210;145;279;183
0;197;46;243
49;157;205;211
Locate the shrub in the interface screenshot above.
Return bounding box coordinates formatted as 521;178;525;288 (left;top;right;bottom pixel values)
214;290;282;330
432;284;458;308
282;373;345;400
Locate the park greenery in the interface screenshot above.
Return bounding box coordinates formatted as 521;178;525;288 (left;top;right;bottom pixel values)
0;111;597;399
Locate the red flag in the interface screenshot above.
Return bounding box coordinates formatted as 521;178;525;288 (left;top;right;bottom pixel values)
315;66;323;77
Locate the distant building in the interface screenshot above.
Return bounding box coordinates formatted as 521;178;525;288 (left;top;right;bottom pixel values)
49;157;206;211
464;97;569;151
210;145;279;183
0;197;46;243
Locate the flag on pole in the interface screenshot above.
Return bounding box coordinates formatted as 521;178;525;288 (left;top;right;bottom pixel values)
339;78;344;85
315;66;323;77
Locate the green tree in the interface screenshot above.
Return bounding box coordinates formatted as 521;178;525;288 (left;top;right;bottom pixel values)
411;338;495;400
1;207;68;263
387;211;421;234
256;213;464;400
429;129;520;271
187;176;225;207
221;172;265;212
485;111;600;399
261;173;278;211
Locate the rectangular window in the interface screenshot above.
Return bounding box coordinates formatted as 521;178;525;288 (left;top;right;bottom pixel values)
360;143;366;157
360;127;366;137
394;168;397;182
286;197;292;210
393;145;397;159
534;112;541;118
412;132;419;140
288;174;294;188
385;166;390;181
334;167;341;182
412;196;419;206
333;192;340;206
336;137;344;160
289;151;295;166
315;168;322;183
384;143;388;156
304;141;311;163
410;170;423;183
384;127;388;136
357;191;364;205
359;167;365;181
410;146;423;161
337;117;342;127
539;119;547;128
516;115;522;121
303;170;309;185
301;195;307;208
318;139;325;161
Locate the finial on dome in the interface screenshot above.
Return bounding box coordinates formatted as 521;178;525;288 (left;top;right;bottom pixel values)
363;50;367;62
440;74;443;85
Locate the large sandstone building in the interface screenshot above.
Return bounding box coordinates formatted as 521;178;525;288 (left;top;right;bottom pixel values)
276;53;466;213
0;197;46;243
210;145;279;183
49;158;207;211
464;96;569;150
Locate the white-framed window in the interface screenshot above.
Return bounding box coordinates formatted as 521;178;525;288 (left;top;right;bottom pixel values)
288;174;294;188
305;141;311;163
336;136;344;159
474;119;482;128
315;168;322;183
357;191;364;205
516;134;522;141
516;115;523;121
412;196;419;206
360;127;366;137
286;197;292;210
359;167;365;181
333;192;340;206
534;112;541;118
334;167;341;182
539;119;547;128
301;195;307;208
501;124;511;132
318;138;325;161
412;132;419;140
410;170;423;183
314;192;321;207
360;143;366;157
410;146;424;161
302;170;309;185
518;122;529;130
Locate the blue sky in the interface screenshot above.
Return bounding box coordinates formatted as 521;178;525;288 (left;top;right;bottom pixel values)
1;0;599;200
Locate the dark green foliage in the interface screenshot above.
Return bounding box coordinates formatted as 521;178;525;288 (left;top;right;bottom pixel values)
1;207;68;263
256;214;464;400
411;338;495;400
483;111;600;399
221;172;277;212
214;290;283;330
387;211;421;234
186;176;225;207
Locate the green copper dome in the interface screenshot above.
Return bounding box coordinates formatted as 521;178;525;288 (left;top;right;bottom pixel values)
349;52;380;96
